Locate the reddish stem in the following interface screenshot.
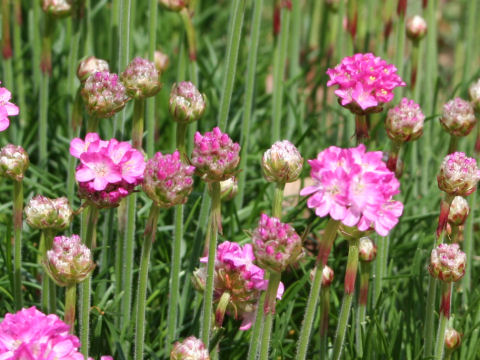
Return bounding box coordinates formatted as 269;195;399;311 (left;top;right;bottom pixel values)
397;0;407;16
436;196;453;238
439;284;452;318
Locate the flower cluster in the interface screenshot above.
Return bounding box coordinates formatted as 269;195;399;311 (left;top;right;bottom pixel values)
385;98;425;143
300;144;403;236
437;152;480;197
171;336;210;360
70;133;146;208
45;234;95;286
0;144;29;181
191;127;240;182
262;140;304;184
25;195;73;231
81;71;129;118
169;81;206;123
194;241;284;330
429;243;466;283
142;150;195;208
121;57;161;99
326;53;406;114
252;214;303;273
440;98;476;137
0;83;19;132
0;306;84;359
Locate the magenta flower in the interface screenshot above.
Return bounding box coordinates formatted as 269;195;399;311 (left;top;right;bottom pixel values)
0;306;85;359
326;53;406;114
300;144;403;236
171;336;209;360
76;152;122;191
0;83;19;132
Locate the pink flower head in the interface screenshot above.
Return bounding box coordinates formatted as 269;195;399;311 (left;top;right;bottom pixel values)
142;150;195;208
440;97;476;137
437;152;480;197
252;214;303;273
70;134;146;208
429;243;466;282
170;336;209;360
326;53;406;114
386;98;425;142
195;241;284;330
121;57;161;99
0;306;85;359
300;144;403;236
0;83;19;132
191;127;241;182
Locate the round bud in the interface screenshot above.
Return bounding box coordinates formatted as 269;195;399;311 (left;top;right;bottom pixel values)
169;82;206;124
359;237;377;262
159;0;190;12
406;15;427;41
42;0;72;18
154;50;170;75
437;152;480;197
429;243;466;283
468;79;480;112
309;265;334;287
440;98;476;137
262;140;304;184
25;195;73;231
77;56;110;83
170;336;210;360
217;177;238;202
121;57;161;99
444;328;461;351
385;98;424;142
0;144;29;181
448;196;470;226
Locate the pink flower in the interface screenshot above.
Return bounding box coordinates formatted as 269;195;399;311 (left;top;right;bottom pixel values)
0;84;19;132
326;53;406;114
301;144;403;236
0;306;84;359
76;152;122;191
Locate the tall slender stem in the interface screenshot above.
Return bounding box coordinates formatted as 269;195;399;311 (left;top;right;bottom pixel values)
447;135;458;155
200;181;221;348
13;180;23;310
356;261;371;357
146;0;158;158
135;204;160;360
386;140;402;176
332;237;360;360
259;271;282;360
176;123;188;162
296;219;340;360
12;0;26;131
132;98;145;150
65;284;77;333
319;286;330;359
434;282;452;359
44;230;57;314
39;16;53;165
272;183;285;219
354;114;369;144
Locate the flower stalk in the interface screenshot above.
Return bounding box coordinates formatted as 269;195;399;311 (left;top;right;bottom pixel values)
355;114;369;144
356;261;371;356
64;284;77;333
434;282;453;359
13;180;23;310
259;271;282;360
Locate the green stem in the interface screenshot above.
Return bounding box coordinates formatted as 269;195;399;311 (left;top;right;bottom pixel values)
356;261;371;357
133;98;145;150
118;0;132;136
114;201;126;327
393;0;406;99
434;282;452;359
80;205;99;358
386;141;402;177
146;0;158;157
247;291;267;360
319;287;330;359
354;114;369;144
462;186;476;303
272;5;291;142
180;8;197;61
296;219;340;360
201;181;222;348
259;271;282;360
65;284;77;333
86;115;99;134
39;16;53;165
13;180;23;310
424;275;437;358
286;0;301;139
447;135;458;155
272;182;285;219
134;204;160;360
217;0;246;131
235;0;264;209
12;0;26;131
176;122;188;162
166;205;184;351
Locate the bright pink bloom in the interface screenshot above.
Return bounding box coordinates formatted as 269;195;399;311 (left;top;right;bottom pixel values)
301;144;403;236
196;241;284;330
0;83;19;132
326;53;406;113
0;306;84;359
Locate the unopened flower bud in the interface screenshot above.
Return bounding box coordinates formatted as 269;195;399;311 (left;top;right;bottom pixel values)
77;56;110;83
359;237;377;262
159;0;190;12
25;195;73;231
468;79;480;112
81;71;129;118
448;196;470;226
142;150;195;208
406;15;427;41
440;98;476;137
121;57;161;99
444;328;462;351
170;336;210;360
429;243;466;282
210;176;238;201
45;235;95;286
169;82;206;124
309;265;334;287
154;50;169;74
0;144;29;181
252;213;303;273
262;140;304;184
437;152;480;197
192;267;206;292
42;0;72;18
191;127;240;182
386;98;424;142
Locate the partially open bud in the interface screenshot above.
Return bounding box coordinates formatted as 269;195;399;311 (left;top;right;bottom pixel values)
444;328;462;352
469;79;480;111
406;15;427;41
209;176;238;201
154;50;169;75
385;98;425;142
0;144;29;181
121;57;161;99
81;71;129;118
359;237;377;262
159;0;190;12
42;0;72;18
448;196;470;226
25;195;73;231
440;98;476;137
169;82;206;124
77;56;110;83
309;265;334;286
252;213;303;273
429;243;466;283
170;336;210;360
142;150;195;208
191;127;240;182
262;140;304;184
45;235;95;286
437;152;480;197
